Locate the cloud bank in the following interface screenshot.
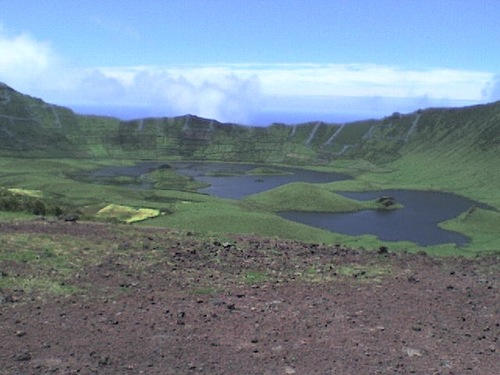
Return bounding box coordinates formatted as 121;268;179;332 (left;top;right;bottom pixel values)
487;75;500;102
0;26;60;89
0;28;498;123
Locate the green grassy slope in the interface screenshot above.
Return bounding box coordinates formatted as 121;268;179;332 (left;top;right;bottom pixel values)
342;104;500;209
1;82;499;253
0;83;92;157
2;82;500;208
3;82;499;171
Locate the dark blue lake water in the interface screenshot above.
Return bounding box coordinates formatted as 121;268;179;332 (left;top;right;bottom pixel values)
88;162;481;246
172;162;347;199
280;190;480;246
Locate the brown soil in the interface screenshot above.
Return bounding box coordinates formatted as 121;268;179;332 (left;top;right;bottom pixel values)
0;221;498;374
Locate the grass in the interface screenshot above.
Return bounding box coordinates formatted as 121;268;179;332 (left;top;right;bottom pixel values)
243;182;400;213
7;188;43;198
96;204;160;223
439;207;500;254
1;88;499;258
148;167;209;191
145;198;340;243
0;232;101;297
243;270;269;284
0;156;497;256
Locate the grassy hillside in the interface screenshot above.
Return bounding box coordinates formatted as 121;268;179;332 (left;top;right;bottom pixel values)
1;82;499;254
2;82;499;170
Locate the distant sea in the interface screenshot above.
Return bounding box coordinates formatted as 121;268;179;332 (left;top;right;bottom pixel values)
249;111;369;126
71;106;370;126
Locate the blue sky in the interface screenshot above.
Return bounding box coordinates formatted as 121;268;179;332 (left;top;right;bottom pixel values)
1;0;499;124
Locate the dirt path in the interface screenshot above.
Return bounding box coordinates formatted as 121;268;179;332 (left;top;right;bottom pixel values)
0;221;498;374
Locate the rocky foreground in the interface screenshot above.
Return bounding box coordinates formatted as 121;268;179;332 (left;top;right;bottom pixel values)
0;221;498;374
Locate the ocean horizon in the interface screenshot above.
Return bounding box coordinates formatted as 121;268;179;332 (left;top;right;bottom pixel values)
71;106;371;126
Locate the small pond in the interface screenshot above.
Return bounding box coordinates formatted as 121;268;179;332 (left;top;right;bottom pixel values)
280;190;483;246
172;162;348;199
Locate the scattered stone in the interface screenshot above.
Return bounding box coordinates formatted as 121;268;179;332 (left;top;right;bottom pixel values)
98;355;112;367
404;347;423;357
62;214;79;222
1;294;18;303
14;351;31;361
408;275;420;283
376;196;398;207
378;246;388;254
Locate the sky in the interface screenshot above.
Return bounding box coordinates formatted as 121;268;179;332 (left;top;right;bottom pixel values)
0;0;499;125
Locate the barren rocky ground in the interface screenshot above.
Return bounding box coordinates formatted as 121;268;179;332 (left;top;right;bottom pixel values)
0;221;498;374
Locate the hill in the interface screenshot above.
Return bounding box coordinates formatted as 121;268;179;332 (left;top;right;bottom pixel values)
1;82;500;166
1;82;499;253
1;85;499;374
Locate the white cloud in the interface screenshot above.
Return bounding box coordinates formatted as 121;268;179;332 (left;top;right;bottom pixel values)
244;63;493;101
486;75;500;102
0;26;60;90
76;67;262;123
0;26;497;123
89;63;494;120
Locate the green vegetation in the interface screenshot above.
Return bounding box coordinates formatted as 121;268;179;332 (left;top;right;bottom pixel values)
0;232;99;296
439;207;500;254
243;270;269;284
96;204;160;223
0;83;499;256
148;167;208;191
243;182;400;212
0;186;63;216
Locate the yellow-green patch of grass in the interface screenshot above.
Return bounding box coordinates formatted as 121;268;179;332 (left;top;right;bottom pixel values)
7;188;43;198
96;204;160;223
